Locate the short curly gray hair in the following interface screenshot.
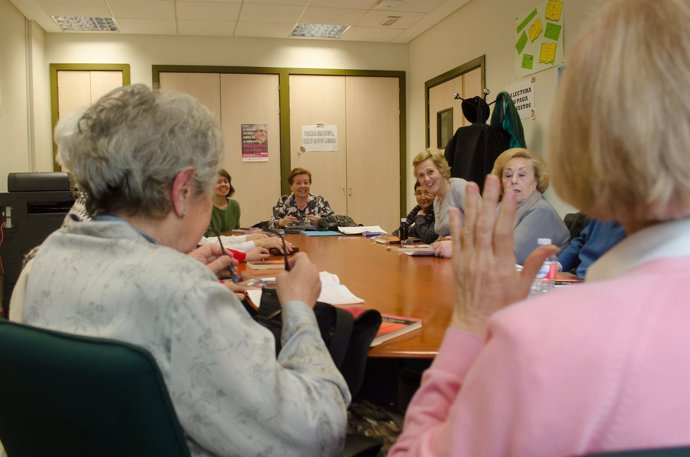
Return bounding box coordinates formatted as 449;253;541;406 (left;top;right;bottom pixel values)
57;84;223;219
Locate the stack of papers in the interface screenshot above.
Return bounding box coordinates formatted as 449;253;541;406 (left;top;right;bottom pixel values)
399;245;435;256
246;271;364;306
338;225;387;235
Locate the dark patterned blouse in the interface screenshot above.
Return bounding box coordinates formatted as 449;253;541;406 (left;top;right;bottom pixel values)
269;193;334;229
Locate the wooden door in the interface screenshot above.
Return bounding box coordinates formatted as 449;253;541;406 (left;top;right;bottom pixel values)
159;72;281;227
345;76;400;232
57;70;122;119
158;72;221;119
220;74;281;227
289;75;348;215
53;69;125;169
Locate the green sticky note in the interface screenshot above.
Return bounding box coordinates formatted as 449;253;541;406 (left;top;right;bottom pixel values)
545;22;562;41
515;32;528;54
517;8;538;33
522;54;534;70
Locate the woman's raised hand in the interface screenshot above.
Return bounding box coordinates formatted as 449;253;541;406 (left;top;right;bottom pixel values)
449;175;558;335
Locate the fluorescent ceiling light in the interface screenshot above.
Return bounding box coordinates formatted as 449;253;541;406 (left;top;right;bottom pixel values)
52;16;119;32
291;23;349;39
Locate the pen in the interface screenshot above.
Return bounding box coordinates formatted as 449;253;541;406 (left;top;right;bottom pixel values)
213;230;243;283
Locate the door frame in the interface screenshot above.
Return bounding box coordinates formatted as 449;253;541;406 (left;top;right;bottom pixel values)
153;65;407;218
424;55;485;148
49;63;131;170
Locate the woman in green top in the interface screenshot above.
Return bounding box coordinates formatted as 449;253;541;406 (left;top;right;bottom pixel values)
205;169;241;236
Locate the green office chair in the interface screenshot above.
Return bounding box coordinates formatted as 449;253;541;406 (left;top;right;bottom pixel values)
0;319;191;457
0;319;382;457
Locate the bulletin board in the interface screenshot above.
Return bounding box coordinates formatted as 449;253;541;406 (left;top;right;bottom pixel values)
515;0;565;77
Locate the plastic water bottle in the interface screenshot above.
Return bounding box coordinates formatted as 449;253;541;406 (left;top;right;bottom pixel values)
530;238;557;295
399;218;409;244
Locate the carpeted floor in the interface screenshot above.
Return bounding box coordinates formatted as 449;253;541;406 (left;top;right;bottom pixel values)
347;399;404;456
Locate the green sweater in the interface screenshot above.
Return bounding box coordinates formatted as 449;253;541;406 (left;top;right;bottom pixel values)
205;198;241;236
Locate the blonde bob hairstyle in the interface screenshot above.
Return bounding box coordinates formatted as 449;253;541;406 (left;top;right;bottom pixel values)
412;149;450;180
491;148;549;194
549;0;690;222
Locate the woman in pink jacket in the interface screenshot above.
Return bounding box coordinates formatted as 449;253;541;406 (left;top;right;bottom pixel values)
390;0;690;455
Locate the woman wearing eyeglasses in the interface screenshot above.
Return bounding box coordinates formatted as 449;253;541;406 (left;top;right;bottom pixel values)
12;85;349;457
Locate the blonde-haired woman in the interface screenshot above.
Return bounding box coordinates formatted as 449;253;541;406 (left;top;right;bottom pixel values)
390;0;690;455
491;147;569;264
412;148;471;237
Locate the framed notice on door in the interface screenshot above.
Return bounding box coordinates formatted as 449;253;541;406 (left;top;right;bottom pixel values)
241;123;268;161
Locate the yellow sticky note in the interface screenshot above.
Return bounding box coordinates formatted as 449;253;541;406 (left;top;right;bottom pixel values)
529;18;542;42
539;42;557;64
546;0;563;22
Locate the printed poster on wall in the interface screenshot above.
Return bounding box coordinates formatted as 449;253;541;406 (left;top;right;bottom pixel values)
300;124;338;152
515;0;565;78
506;77;536;120
241;123;268;162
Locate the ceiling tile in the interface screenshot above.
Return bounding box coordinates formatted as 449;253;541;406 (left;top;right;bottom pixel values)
374;0;444;13
309;0;377;9
299;7;368;25
115;18;177;34
243;0;308;5
38;0;111;17
239;4;304;23
107;0;175;19
234;21;295;38
340;25;403;42
177;20;235;35
356;9;424;28
176;1;240;21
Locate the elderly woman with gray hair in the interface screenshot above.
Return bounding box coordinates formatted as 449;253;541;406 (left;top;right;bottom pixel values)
491;147;569;264
11;84;349;457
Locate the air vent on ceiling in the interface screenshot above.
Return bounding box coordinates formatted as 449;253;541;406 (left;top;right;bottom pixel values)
52;16;118;32
379;16;401;26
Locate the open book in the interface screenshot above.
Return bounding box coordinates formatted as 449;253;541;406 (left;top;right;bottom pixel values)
346;307;422;346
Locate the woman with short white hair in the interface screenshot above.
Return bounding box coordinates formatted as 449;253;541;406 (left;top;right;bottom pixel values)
13;84;349;457
390;0;690;455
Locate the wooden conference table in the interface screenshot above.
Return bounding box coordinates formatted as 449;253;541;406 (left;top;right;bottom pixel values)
237;233;456;359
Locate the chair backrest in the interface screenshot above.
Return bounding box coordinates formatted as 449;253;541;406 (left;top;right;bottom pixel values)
0;319;191;457
583;447;690;457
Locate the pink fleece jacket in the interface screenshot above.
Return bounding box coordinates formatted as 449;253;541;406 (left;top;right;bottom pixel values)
390;257;690;456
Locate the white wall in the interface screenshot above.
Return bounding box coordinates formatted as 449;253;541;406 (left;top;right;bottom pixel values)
0;0;31;191
407;0;603;216
2;0;604;212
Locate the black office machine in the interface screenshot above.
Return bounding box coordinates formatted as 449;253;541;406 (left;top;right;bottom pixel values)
0;172;74;316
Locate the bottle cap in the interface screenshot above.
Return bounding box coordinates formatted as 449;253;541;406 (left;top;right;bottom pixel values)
401;218;406;223
537;238;552;245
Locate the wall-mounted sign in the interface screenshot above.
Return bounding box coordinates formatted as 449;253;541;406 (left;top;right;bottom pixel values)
241;123;268;162
506;77;536;120
301;124;338;152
